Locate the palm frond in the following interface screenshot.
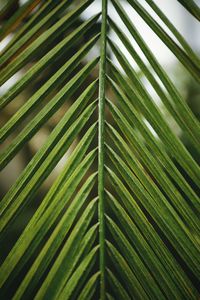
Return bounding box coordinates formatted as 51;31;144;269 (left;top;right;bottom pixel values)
0;0;200;299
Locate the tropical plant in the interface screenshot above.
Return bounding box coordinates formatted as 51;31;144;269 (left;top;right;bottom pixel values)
0;0;200;299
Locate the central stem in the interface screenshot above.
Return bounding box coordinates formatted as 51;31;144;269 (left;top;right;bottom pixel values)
98;0;107;299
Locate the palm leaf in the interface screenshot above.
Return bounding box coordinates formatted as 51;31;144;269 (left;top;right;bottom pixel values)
0;0;200;299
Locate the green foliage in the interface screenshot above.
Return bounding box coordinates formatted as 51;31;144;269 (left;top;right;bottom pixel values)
0;0;200;299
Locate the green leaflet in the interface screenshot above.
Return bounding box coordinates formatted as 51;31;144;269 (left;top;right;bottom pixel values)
123;0;200;81
0;0;73;66
0;59;98;169
108;59;200;186
0;1;200;299
106;240;149;300
0;0;42;41
106;215;165;300
106;144;200;278
0;37;99;141
58;246;99;300
77;272;100;300
144;0;200;64
0;150;97;288
106;293;115;300
107;268;131;300
0;88;97;223
34;200;98;300
0;0;95;84
0;13;100;97
106;123;200;234
0;1;59;53
106;77;200;211
0;100;97;233
13;175;97;300
177;0;200;21
108;19;200;150
105;188;198;299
